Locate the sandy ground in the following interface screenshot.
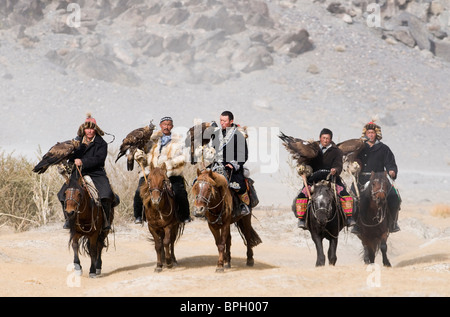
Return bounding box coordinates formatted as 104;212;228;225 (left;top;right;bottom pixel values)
0;203;449;299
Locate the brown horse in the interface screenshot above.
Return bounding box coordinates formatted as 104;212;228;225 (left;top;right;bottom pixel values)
140;163;184;272
356;171;392;267
191;169;262;272
64;176;113;278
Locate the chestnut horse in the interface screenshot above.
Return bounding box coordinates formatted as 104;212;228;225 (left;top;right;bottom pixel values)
356;171;392;267
64;176;113;278
191;169;262;272
140;163;184;272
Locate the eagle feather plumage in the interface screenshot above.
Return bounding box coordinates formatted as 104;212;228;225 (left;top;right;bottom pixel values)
278;132;320;167
32;139;81;174
115;121;156;171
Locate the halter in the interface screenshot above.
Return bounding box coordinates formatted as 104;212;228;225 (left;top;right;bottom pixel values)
194;180;226;225
361;175;391;227
147;178;174;220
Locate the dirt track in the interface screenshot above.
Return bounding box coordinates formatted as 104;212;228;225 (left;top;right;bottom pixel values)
0;204;449;298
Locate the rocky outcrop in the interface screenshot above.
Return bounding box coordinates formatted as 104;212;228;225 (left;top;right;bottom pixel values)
1;0;314;85
323;0;450;62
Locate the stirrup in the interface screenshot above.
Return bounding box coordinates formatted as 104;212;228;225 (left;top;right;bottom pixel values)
297;218;306;229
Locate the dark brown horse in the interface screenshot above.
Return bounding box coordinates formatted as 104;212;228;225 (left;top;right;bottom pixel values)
306;180;346;266
191;169;262;272
140;163;184;272
356;171;392;267
64;176;112;278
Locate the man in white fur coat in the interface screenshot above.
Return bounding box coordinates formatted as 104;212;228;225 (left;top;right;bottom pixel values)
133;116;191;223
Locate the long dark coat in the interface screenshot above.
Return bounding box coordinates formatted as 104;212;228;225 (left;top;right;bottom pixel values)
308;143;344;184
58;135;114;202
210;125;248;194
357;141;398;185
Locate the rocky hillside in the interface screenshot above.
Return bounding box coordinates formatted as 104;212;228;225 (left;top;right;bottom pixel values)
1;0;449;206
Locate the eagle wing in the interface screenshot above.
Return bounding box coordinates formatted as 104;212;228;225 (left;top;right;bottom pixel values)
279;132;319;166
337;138;365;164
116;121;156;171
32;139;80;174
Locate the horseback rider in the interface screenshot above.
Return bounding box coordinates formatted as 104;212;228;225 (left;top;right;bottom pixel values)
134;116;192;223
351;121;401;234
207;111;251;217
57;113;117;230
295;128;356;229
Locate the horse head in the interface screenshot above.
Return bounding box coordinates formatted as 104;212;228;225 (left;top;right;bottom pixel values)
192;168;218;217
310;180;334;225
64;178;85;217
369;171;391;204
146;162;170;207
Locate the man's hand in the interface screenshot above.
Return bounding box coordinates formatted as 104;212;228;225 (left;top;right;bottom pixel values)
330;168;337;175
389;170;396;179
74;159;82;167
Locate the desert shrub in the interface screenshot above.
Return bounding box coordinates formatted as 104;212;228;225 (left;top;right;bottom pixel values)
430;204;450;218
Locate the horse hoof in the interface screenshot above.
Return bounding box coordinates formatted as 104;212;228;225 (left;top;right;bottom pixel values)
154;267;163;273
89;273;98;278
96;269;102;276
74;264;82;276
246;259;254;267
215;267;225;273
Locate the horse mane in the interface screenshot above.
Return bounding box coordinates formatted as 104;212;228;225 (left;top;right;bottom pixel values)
194;169;232;210
140;166;167;208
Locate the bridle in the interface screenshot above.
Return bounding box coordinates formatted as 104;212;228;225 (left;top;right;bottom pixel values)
361;176;391;227
194;180;226;225
147;178;174;219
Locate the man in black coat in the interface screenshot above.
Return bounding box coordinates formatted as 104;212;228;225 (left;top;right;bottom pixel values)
352;121;401;234
58;114;116;230
295;128;355;229
209;110;250;217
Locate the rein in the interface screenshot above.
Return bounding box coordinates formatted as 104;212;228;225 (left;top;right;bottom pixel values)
147;179;174;220
360;176;391;228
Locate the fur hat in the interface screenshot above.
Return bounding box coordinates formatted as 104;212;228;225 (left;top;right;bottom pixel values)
77;113;105;137
362;121;382;140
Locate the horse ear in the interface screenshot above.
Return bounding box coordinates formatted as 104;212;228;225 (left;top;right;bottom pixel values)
310;184;315;193
161;162;167;172
197;168;201;176
208;168;213;178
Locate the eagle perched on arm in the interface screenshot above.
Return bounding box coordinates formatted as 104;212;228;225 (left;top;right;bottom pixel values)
32;139;81;174
115;121;156;171
278;132;320;175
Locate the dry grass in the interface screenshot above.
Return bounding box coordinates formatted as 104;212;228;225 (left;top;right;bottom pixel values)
430;204;450;218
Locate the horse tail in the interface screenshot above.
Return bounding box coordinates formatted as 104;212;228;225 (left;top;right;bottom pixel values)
175;222;185;243
235;216;262;248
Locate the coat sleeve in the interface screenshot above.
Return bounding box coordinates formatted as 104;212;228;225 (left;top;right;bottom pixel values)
383;145;398;178
331;147;343;176
80;139;107;170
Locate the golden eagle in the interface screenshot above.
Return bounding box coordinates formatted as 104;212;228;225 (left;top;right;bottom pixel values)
115;121;156;171
32;139;81;174
279;132;320;169
337;137;366;165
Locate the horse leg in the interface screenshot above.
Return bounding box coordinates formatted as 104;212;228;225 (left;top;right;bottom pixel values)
150;228;163;272
328;238;338;266
72;236;82;276
95;233;105;276
381;234;391;267
224;231;231;269
311;233;326;266
240;216;255;267
163;226;173;268
170;225;178;266
88;236;99;278
211;225;229;273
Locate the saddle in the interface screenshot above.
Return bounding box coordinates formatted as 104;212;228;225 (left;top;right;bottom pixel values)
83;175;120;208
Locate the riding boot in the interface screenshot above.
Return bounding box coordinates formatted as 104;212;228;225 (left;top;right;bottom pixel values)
347;216;356;227
297;218;306;229
295;198;308;229
101;199;111;230
238;191;251;217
